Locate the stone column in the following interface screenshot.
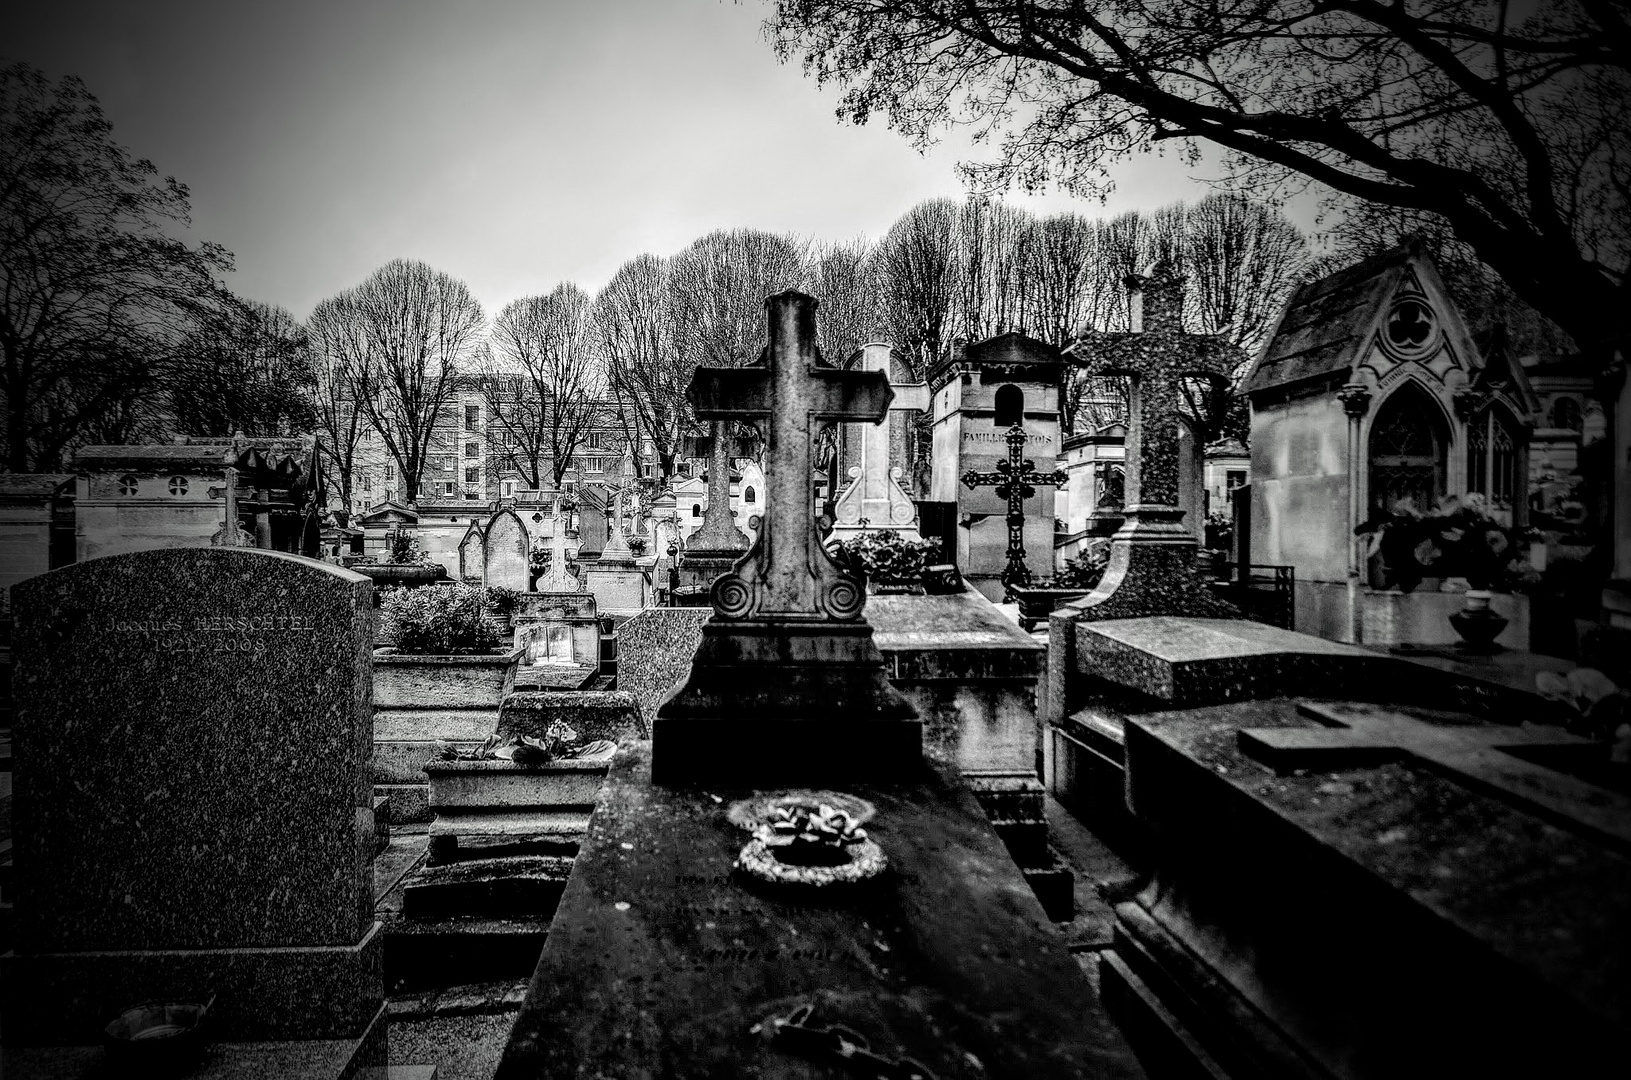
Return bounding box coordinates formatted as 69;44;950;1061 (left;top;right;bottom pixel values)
1339;383;1373;643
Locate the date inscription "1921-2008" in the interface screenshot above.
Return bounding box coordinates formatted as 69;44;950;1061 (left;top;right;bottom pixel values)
104;614;320;658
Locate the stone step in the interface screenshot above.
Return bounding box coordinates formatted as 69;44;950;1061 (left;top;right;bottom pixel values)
400;853;574;921
973;785;1047;822
373;795;391;855
383;915;551;995
375;783;430;826
1022;846;1077;922
355;1066;438;1080
426;808;591;866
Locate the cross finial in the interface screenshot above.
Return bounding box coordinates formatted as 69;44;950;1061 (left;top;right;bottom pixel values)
687;292;894;622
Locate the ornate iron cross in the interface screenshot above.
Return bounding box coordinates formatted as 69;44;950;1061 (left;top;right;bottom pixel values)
960;423;1067;600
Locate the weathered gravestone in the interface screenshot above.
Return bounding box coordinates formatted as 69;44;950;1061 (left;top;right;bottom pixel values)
828;342;929;543
457;518;485;582
581;480;646;611
494;293;1142;1079
3;548;384;1077
1058;616;1630;1077
483;506;531;591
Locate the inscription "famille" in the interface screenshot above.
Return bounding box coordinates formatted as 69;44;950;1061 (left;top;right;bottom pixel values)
109;615;318;633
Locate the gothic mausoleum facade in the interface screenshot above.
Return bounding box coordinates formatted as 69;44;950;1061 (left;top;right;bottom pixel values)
1243;239;1540;646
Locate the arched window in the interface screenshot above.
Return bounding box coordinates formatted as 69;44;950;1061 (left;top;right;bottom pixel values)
1551;397;1582;431
994;384;1024;427
691;504;702;517
1368;382;1448;519
744;486;756;504
1468;404;1521;514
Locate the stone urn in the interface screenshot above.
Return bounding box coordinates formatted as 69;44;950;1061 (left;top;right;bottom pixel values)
1448;589;1507;652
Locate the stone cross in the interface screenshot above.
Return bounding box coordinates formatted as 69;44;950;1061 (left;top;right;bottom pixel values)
686;422;750;554
1241;701;1631;854
600;477;637;563
1053;260;1245;621
959;424;1068;599
829;342;929;540
688;291;894;621
535;494;580;592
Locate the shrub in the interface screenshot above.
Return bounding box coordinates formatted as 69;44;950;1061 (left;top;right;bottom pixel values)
380;583;501;655
484;585;524;618
828;530;942;584
1037;541;1110;590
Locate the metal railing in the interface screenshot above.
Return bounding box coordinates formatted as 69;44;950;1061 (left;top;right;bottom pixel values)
1204;561;1295;629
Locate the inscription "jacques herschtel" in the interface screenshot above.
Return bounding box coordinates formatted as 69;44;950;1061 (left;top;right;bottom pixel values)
108;615;318;633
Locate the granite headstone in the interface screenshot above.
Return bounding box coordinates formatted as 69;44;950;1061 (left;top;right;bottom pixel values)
3;547;384;1057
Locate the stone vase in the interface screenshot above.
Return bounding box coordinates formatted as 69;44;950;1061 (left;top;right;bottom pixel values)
1448;589;1507;652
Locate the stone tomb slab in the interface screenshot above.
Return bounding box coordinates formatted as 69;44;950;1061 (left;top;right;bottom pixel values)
1106;699;1629;1077
492;743;1144;1079
3;547;382;1056
1063;616;1569;718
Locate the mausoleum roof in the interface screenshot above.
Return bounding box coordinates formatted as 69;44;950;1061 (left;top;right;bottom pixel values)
1242;240;1420;397
0;473;73;499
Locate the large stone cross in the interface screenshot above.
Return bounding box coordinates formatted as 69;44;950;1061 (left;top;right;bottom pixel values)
688;291;894;621
1053;261;1245;622
1241;701;1631;853
829;342;928;540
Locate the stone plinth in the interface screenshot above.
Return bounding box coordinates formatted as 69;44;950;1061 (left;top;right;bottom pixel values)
653;621;921;786
4;548;382;1049
1104;699;1628;1077
868;589;1044;779
580;563;646;612
491;744;1144;1079
498;690;648;744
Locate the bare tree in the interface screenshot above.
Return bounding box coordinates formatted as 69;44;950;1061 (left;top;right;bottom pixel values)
767;1;1631;360
954;197;1036;342
482;284;600;489
334;259;485;506
868;198;959;381
1179;194;1312;360
593;254;690;484
306;292;372;511
171;299;315;438
1;62;235;471
806;237;880;365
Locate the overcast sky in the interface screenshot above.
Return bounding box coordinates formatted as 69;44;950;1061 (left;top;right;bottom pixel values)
10;0;1245;321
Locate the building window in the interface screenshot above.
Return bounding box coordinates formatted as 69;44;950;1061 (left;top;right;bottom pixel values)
118;475;139;496
465;405;481;431
465;443;479;459
1383;297;1437;357
443;481;456;496
691;504;702;517
359;470;373;490
384;463;394;482
465;466;481;484
744;486;756;504
167;476;188;496
1225;470;1246;490
501;429;517;448
1551;397;1582;431
501;481;515;497
994;384;1024;427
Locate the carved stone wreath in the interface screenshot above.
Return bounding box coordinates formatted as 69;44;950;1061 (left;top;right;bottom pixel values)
735;835;888;888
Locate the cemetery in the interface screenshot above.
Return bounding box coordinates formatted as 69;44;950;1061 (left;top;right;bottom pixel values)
2;257;1627;1078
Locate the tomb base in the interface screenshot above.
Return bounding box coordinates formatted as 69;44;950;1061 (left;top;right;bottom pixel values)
491;743;1142;1079
652;620;921;786
673;549;743;593
1;921;384;1045
0;1002;388;1080
1101;701;1627;1078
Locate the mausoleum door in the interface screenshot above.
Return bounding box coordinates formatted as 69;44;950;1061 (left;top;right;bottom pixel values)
1368;383;1447;519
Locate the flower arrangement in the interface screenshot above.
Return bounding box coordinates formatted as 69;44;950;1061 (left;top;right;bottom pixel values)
1355;493;1535;593
439;720;616;766
828;529;942;586
380;582;501;655
1032;542;1111;591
